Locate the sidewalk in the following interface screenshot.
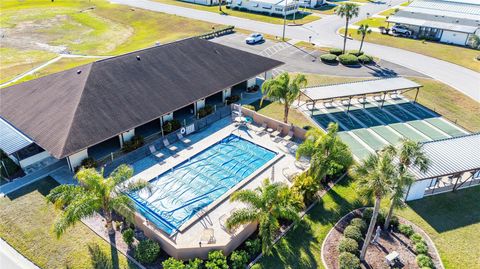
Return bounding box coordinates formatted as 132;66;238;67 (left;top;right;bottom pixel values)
0;239;40;269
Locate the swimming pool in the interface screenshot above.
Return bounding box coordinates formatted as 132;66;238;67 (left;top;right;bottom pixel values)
129;134;276;234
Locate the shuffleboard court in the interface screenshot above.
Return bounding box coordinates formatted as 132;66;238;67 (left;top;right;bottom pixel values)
371;126;402;144
390;123;429;142
352;129;387;151
425;118;467;137
312;114;341;130
338;132;371;159
383;104;418;121
396;102;438;119
365;107;401;125
350;109;384;128
408;120;449;140
330;112;364;131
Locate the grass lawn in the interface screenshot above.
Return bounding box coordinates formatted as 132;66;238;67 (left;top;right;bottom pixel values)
1;0;220;83
305;4;337;15
0;177;138;269
354;17;388;28
248;99;315;129
152;0;320;25
378;8;399;16
256;176;480;269
345;29;480;72
404;77;480;132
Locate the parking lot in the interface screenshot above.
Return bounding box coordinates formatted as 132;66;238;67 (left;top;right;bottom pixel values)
211;33;426;78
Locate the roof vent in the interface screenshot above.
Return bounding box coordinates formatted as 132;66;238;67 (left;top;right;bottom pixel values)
136;55;141;61
77;70;82;74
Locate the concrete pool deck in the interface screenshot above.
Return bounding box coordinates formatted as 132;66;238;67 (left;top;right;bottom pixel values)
130;117;306;259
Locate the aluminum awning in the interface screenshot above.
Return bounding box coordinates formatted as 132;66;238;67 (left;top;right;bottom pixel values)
0;117;33;155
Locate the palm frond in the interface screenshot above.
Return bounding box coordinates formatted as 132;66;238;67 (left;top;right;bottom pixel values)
230;189;263;208
46;184;85;208
54;193;101;237
225;208;259;230
110;194;136;222
110;164;134;185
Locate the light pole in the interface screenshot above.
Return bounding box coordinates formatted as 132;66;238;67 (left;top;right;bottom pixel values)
282;0;287;41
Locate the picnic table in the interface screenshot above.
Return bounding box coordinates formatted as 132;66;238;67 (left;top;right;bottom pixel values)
385;251;400;267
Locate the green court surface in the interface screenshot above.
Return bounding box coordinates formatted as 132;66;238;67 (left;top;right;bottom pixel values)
425;118;467;137
352;129;387;151
350;109;383;128
408;120;449;140
312;114;339;130
365;107;401;125
383;104;418;121
396;102;438;119
338;132;372;159
331;112;364;130
370;126;403;144
390;123;430;142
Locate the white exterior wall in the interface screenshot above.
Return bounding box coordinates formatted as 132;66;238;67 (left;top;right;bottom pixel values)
122;129;135;143
228;0;297;16
19;151;51;169
195;99;206;114
405;179;433;201
67;149;88;171
222;88;232;102
247;77;257;87
180;0;218;5
265;70;273;80
162;113;174;123
440;30;469;45
298;0;323;8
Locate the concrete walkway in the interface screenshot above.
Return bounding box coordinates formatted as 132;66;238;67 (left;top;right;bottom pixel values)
0;239;40;269
109;0;480;102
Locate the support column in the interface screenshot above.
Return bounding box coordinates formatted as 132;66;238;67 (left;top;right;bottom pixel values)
381;92;387;108
414;87;420;103
347;96;352;113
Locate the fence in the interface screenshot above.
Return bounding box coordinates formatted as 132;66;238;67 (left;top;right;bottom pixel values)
197;25;235;40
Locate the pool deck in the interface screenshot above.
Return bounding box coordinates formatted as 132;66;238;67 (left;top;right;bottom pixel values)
130;117;306;259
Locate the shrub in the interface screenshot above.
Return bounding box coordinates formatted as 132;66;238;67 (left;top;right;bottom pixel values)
242;104;256;111
362;208;386;225
410;233;424;244
162;119;181;134
347;50;364;56
198;105;214;118
338;252;361;269
415;241;429;255
205;250;228;269
390;215;399;229
245;238;261;257
350;218;367;233
338;54;359;65
399;224;414;237
226;95;240;105
292;172;320;204
250;265;262;269
122;135;144;153
416;254;434;268
344;225;363;242
358;54;373;64
329;48;343;55
338;237;359;254
162;257;185;269
230;250;249;269
122;228;134;246
134;239;160;264
81;157;97;169
320;53;338;63
185;258;203;269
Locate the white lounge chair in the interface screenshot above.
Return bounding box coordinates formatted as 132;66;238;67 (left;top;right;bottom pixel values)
199;228;216;245
149;145;164;159
283;130;294;141
271;126;282;137
257;123;267;134
163;138;178;152
177;133;191;145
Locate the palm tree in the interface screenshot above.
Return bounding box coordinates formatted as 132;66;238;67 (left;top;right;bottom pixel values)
335;3;360;54
46;165;150;237
226;179;303;255
382;139;429;230
357;24;372;53
261;72;307;123
350;151;395;260
296;123;353;183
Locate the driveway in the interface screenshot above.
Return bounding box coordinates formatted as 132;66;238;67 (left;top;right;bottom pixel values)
0;239;39;269
110;0;480;101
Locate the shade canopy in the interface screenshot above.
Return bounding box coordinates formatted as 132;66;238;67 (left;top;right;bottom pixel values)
301;77;421;101
0;118;33;155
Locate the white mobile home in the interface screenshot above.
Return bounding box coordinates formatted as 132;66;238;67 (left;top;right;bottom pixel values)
178;0;219;6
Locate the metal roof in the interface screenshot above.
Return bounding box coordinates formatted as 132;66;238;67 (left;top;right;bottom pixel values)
387;15;478;33
301;77;421;101
410;0;480;16
409;133;480;180
0;117;33;155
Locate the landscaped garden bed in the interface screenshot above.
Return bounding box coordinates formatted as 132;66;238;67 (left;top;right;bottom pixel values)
322;208;443;269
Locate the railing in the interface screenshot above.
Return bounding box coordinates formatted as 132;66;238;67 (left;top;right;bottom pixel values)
197;25;235;40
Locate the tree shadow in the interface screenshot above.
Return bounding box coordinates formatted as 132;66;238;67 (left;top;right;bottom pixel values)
406;186;480;233
5;176;59;200
88;243;116;269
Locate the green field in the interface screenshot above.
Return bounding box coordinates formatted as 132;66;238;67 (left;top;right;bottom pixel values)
354;17;388;28
0;0;220;84
153;0;320;25
0;177;138;269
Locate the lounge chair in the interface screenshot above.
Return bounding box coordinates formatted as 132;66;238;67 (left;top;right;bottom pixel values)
271;126;282;137
283;130;294;141
257;123;267;134
177;133;191;145
389;92;400;99
149;145;164;159
163;138;178;152
357;96;367;104
199;228;216;245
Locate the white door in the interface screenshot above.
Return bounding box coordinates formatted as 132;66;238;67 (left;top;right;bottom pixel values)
440;30;468;46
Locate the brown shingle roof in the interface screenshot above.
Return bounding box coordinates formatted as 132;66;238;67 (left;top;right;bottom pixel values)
0;38;283;158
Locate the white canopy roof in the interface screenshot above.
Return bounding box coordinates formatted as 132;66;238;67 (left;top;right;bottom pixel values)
0;117;33;155
301;77;421;101
409;133;480;180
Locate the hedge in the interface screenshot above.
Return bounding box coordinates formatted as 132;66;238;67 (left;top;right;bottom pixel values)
344;225;363;242
134;239;160;264
229;250;249;269
338;252;361;269
338;54;359;65
362;208;386;225
329;48;343;55
320;53;338;63
358;54;373;64
399;224;414;237
410;233;425;244
415;242;429;255
347;50;364;56
350;218;367;233
416;254;434;268
338;237;359;254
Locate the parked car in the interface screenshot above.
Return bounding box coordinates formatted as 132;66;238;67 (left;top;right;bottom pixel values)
245;33;264;44
392;25;412;36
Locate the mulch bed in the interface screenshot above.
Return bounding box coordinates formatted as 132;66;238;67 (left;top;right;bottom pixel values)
322;209;443;269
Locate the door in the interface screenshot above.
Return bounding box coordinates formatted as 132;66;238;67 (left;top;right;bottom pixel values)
440;30;468;45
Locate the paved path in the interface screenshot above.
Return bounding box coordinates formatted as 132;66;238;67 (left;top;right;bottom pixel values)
110;0;480;101
0;239;40;269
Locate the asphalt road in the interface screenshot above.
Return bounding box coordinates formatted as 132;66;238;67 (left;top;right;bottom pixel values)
212;33;425;78
110;0;480;101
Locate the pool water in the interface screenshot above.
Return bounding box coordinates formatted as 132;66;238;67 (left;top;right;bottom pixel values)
129;134;276;234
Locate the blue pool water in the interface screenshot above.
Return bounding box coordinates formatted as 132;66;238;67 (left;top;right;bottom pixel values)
129;135;276;234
